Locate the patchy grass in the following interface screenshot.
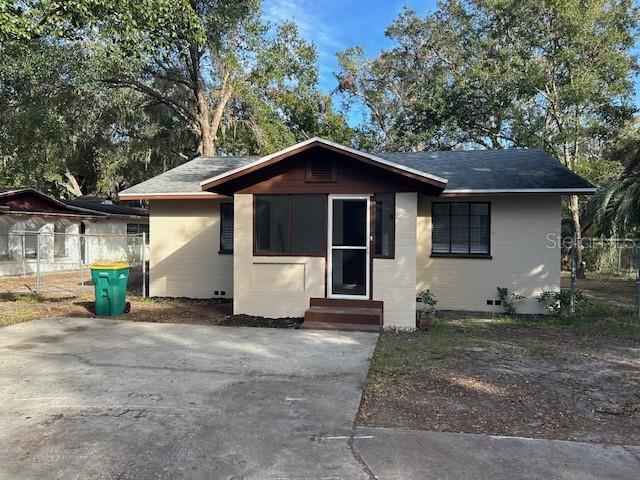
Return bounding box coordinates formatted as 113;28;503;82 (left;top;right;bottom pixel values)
491;311;640;338
15;292;46;303
360;312;640;445
371;324;474;379
528;341;553;357
0;292;300;330
0;293;233;328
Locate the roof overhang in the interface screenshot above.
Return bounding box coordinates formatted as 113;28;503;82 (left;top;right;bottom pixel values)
118;192;228;201
0;188;112;217
199;137;449;192
440;188;597;197
0;210;104;220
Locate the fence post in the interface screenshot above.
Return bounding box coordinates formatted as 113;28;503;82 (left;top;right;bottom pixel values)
570;234;577;316
142;232;146;298
35;232;41;294
21;234;26;277
635;246;640;320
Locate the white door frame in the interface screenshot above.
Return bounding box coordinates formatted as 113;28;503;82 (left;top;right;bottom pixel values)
327;194;370;299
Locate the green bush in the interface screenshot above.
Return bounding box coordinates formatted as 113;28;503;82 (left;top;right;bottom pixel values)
497;287;525;315
537;289;590;315
417;289;438;309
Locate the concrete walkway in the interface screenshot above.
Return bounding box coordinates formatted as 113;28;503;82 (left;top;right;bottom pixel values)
353;427;640;480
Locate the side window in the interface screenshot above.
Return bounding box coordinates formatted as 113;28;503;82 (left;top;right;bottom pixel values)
54;220;67;258
220;203;234;253
0;218;10;260
374;193;395;257
432;202;490;256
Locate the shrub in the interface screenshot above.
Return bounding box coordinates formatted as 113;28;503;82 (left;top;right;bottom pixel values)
497;287;525;315
537;289;590;315
417;289;438;309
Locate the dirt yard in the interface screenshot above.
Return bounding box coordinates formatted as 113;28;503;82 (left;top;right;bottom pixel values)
0;291;302;329
359;315;640;445
561;271;638;309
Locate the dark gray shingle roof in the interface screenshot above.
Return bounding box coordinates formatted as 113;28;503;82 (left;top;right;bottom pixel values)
64;198;148;217
377;149;595;191
120;156;258;194
119;148;593;195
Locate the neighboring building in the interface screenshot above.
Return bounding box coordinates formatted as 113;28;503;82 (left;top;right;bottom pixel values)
119;138;595;329
0;188;148;276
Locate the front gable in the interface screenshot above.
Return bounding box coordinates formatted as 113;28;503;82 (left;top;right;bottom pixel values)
200;138;448;196
0;189;75;214
0;189;104;219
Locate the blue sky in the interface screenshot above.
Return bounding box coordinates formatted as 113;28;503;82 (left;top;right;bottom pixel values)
263;0;639;126
263;0;439;123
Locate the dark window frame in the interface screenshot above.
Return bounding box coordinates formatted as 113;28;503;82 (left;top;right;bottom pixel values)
219;202;234;254
373;193;395;259
253;194;327;257
430;201;492;258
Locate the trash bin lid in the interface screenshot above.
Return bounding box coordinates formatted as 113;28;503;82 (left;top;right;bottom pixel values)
90;261;130;270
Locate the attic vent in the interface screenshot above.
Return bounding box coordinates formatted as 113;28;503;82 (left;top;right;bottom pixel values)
306;158;337;183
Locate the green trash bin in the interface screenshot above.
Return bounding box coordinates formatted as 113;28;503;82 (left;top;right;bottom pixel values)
90;261;130;316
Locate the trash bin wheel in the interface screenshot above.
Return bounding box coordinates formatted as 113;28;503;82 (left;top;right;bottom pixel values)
124;301;131;313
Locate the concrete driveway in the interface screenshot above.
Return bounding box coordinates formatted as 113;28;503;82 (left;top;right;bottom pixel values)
0;317;378;480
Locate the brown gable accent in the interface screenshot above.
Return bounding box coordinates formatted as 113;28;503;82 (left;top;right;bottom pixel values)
0;189;104;218
0;190;75;214
200;139;447;194
203;144;446;195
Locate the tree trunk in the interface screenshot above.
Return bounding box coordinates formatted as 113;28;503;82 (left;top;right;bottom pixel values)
194;80;215;155
562;144;585;278
568;194;585;279
63;167;83;197
198;112;215;156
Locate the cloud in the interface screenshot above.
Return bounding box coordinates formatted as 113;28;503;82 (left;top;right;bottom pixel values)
263;0;347;91
263;0;344;54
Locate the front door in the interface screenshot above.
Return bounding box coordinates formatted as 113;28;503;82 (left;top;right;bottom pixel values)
328;195;370;299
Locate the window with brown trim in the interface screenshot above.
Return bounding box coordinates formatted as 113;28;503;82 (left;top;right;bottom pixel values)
374;193;395;258
432;202;490;257
219;203;234;253
255;194;325;255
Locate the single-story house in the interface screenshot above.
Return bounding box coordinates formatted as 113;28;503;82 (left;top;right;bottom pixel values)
119;138;595;329
0;188;148;276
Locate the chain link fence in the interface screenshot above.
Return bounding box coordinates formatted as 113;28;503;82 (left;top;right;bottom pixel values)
561;237;640;317
0;231;148;299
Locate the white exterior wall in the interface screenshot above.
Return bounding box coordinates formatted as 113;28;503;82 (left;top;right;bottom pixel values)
149;199;233;298
233;192;418;327
417;195;561;314
233;194;325;318
0;216;144;277
83;220;128;264
0;218;83;276
373;192;418;328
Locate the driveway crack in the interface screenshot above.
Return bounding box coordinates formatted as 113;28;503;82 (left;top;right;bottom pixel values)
347;428;377;480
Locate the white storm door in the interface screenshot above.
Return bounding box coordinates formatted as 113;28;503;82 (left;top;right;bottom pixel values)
327;195;370;299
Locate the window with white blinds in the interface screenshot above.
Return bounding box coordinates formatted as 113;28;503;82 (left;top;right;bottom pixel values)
220;203;234;253
432;202;490;256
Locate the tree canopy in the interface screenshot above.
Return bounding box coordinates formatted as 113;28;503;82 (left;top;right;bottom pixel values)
0;0;353;197
1;0;640;240
337;0;639;259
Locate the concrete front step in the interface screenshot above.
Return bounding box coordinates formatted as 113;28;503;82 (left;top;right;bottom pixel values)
304;306;382;325
300;321;381;332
